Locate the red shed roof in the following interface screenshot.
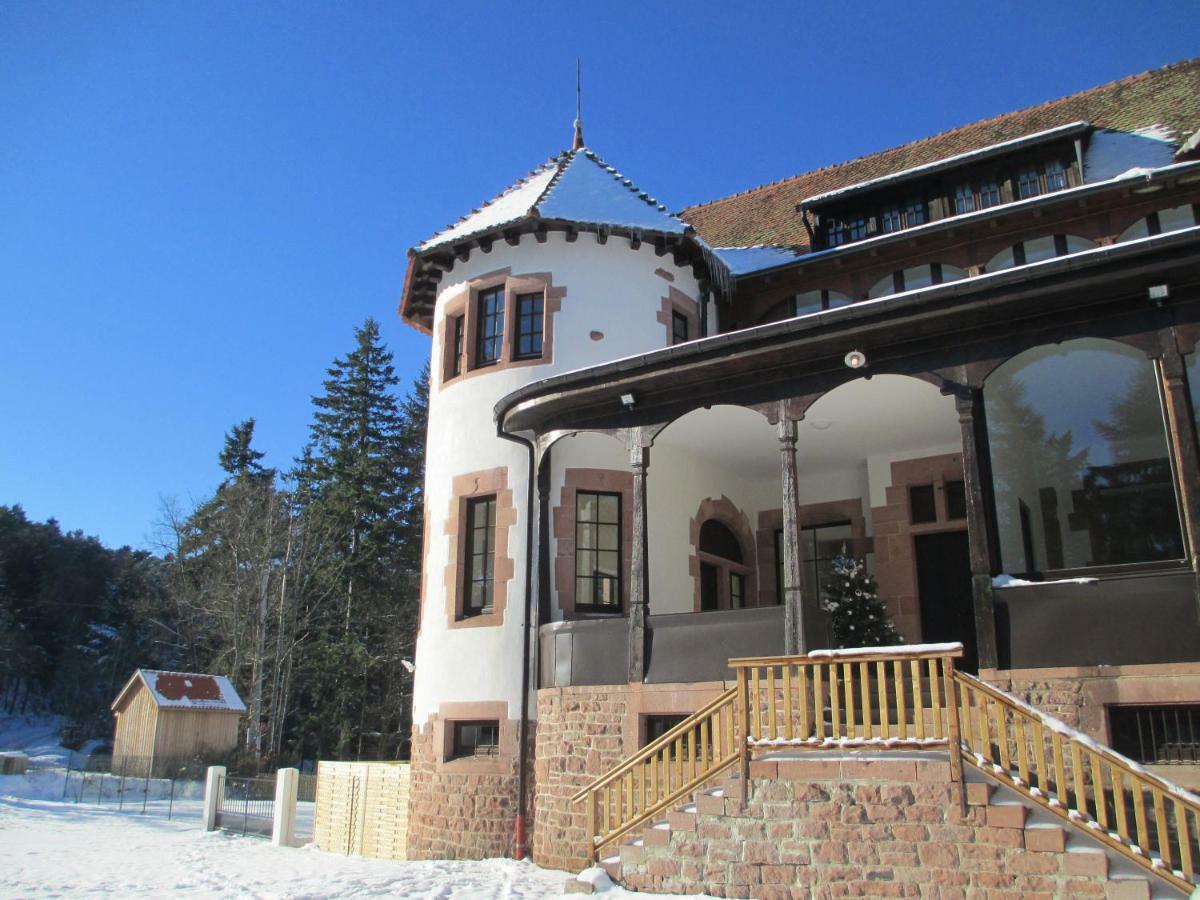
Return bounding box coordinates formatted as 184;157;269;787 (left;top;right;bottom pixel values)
111;669;247;713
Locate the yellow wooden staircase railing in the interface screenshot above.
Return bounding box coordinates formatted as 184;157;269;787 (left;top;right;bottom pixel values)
571;645;1200;893
569;686;739;861
954;670;1200;893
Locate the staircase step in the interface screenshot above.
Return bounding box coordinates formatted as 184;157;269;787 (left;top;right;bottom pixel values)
965;781;994;806
643;822;671;847
1104;878;1152;900
1023;823;1067;852
695;790;726;816
619;841;644;865
667;809;697;832
1064;846;1109;878
985;800;1027;829
600;856;622;881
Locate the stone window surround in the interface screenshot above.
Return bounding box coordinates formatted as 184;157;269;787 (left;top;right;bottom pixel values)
617;681;730;758
553;468;634;619
437;268;566;387
443;467;516;629
432;700;515;775
689;496;757;613
656;285;700;346
755;498;870;607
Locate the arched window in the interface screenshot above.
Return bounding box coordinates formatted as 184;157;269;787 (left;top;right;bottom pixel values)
1117;205;1199;242
985;235;1096;272
698;519;752;611
867;263;967;300
984;338;1184;574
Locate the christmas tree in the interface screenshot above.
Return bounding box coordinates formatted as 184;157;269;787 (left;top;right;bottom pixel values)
822;552;903;648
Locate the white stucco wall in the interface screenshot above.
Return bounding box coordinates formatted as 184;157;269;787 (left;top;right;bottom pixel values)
412;231;700;724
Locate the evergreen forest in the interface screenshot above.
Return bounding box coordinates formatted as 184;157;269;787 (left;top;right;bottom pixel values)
0;318;428;764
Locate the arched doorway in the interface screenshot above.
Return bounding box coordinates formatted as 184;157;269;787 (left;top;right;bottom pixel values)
697;516;752;611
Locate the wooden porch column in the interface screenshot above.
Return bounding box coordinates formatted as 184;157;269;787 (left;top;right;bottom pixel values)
779;417;807;655
628;439;651;683
534;445;553;627
1157;339;1200;608
956;389;999;670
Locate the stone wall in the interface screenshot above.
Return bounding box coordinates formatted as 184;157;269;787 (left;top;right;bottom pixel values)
623;756;1117;899
405;713;530;860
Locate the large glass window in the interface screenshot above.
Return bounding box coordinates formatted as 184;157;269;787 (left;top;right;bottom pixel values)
450;720;499;760
513;291;544;360
449;315;464;377
475;286;505;365
463;496;496;616
802;521;853;604
985;339;1184;573
576;491;621;611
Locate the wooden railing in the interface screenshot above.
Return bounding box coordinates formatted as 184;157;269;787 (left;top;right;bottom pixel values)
569;687;738;861
954;670;1200;893
570;645;1200;893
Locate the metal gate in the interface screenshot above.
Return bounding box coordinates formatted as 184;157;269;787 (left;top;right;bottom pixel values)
214;774;275;837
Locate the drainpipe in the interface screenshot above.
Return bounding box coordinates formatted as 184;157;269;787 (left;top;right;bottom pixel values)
495;423;537;861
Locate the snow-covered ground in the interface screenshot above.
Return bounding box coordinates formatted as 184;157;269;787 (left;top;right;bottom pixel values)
0;715;706;899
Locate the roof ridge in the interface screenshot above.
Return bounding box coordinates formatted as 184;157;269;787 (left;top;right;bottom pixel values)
569;148;679;217
421;154;564;247
681;57;1200;215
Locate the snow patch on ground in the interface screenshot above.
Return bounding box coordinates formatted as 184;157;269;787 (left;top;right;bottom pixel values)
0;791;704;898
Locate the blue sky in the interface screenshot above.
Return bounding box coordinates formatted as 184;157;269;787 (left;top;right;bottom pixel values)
1;1;1197;551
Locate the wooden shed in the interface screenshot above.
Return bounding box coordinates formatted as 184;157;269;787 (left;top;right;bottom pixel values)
111;669;246;777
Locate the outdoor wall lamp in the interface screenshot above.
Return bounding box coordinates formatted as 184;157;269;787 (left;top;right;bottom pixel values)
844;350;867;370
620;393;636;408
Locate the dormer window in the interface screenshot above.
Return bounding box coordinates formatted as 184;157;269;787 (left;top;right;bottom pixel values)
1016;160;1068;200
827;215;867;247
954;180;1001;214
881;200;927;234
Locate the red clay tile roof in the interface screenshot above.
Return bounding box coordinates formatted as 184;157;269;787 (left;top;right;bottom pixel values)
681;58;1200;250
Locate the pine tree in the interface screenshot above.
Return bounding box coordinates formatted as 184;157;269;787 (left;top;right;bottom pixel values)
219;418;272;480
822;552;902;649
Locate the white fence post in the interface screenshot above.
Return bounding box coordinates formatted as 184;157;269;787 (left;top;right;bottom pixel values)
203;766;225;831
272;767;299;847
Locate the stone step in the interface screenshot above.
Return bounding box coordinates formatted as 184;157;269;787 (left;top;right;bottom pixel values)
985;799;1027;829
1023;822;1067;852
694;788;726;816
600;855;622;881
642;821;671;847
667;808;697;832
619;839;644;865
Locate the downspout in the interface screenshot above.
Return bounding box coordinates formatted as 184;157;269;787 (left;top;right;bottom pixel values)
496;422;537;861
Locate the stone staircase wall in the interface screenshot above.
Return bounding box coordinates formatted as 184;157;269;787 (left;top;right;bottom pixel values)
614;755;1182;899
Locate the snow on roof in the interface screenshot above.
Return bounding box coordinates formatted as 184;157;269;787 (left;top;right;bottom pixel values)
710;245;803;276
1083;126;1178;183
801;121;1093;207
115;670;247;713
418;148;687;251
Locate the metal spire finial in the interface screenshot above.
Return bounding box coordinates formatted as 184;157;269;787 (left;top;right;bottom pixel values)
572;59;585;150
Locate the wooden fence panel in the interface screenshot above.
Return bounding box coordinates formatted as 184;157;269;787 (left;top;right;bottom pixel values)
313;761;411;860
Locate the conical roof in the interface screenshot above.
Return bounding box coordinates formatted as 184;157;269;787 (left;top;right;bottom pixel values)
418;148;690;252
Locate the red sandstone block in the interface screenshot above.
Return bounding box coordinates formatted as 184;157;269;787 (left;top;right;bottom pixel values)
642;825;670;847
985;803;1027;829
749;760;778;779
667;809;696;831
974;825;1024;847
1106;882;1151;900
842;759;918;782
728;863;762;885
1023;826;1067;853
741;840;779;865
698;821;732;840
695;792;726;816
619;844;644;865
646;857;678;877
965;782;994;806
915;760;952;782
1061;880;1106;897
758;864;796;886
776;758;841;780
1064;850;1108;878
724;797;747;817
917;843;958;867
1006;851;1060;875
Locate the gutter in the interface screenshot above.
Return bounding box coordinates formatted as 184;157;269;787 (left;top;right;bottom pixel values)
494;424;537;861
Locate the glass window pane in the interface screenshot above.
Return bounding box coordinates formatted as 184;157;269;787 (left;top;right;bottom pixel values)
986;339;1184;572
577;492;597;522
577;523;596;550
595;577;618;606
599;524;619;551
946;480;968;520
596;551;619;577
910;484;937;523
576;549;595;577
598;494;619;523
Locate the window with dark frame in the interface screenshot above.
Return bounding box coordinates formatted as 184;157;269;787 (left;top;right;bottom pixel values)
945;480;968;520
1044;160;1067;192
801;521;853;605
729;572;745;609
475;286;505;366
880;200;926;234
671;310;689;345
1109;705;1200;765
827;215;867;247
954;180;1001;215
513;291;544;360
910;484;937;524
575;491;621;611
450;720;500;760
1017;165;1041;199
449;314;465;377
463;496;496;617
643;714;687;746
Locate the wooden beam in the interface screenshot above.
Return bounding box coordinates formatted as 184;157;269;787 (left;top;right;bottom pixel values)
596;227;608;246
779;416;807;654
535;226;547;244
479;237;493;254
565;227;578;243
629;230;642;251
627;440;650;683
956;389;1000;670
654;238;669;257
503;230;521;247
455;244;471;262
